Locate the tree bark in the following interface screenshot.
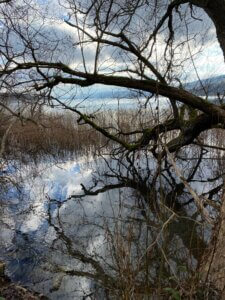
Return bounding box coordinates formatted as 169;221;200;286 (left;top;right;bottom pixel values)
191;0;225;60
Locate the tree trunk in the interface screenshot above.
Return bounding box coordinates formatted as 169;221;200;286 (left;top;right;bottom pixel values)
191;0;225;60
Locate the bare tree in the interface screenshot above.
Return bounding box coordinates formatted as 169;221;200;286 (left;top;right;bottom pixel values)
1;0;225;298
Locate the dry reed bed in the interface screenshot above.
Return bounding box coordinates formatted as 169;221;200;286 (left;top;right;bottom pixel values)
0;107;224;161
0;109;150;160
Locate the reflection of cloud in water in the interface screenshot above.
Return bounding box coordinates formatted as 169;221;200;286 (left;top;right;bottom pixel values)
0;157;110;298
20;159;93;233
0;147;222;298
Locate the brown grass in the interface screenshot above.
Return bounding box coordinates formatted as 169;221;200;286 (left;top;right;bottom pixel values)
0;109;147;161
0;106;224;163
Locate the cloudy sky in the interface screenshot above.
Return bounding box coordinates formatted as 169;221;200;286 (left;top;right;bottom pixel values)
1;0;224;96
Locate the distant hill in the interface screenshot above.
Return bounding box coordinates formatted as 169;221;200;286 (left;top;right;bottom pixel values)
185;75;225;96
0;92;46;102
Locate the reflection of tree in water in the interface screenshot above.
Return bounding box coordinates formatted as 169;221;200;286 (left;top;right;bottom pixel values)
0;114;222;298
41;145;222;299
0;141;222;298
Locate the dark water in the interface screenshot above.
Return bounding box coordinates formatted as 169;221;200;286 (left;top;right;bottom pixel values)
0;153;218;299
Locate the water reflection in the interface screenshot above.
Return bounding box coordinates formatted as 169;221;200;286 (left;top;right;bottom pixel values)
0;158;94;298
0;151;221;299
